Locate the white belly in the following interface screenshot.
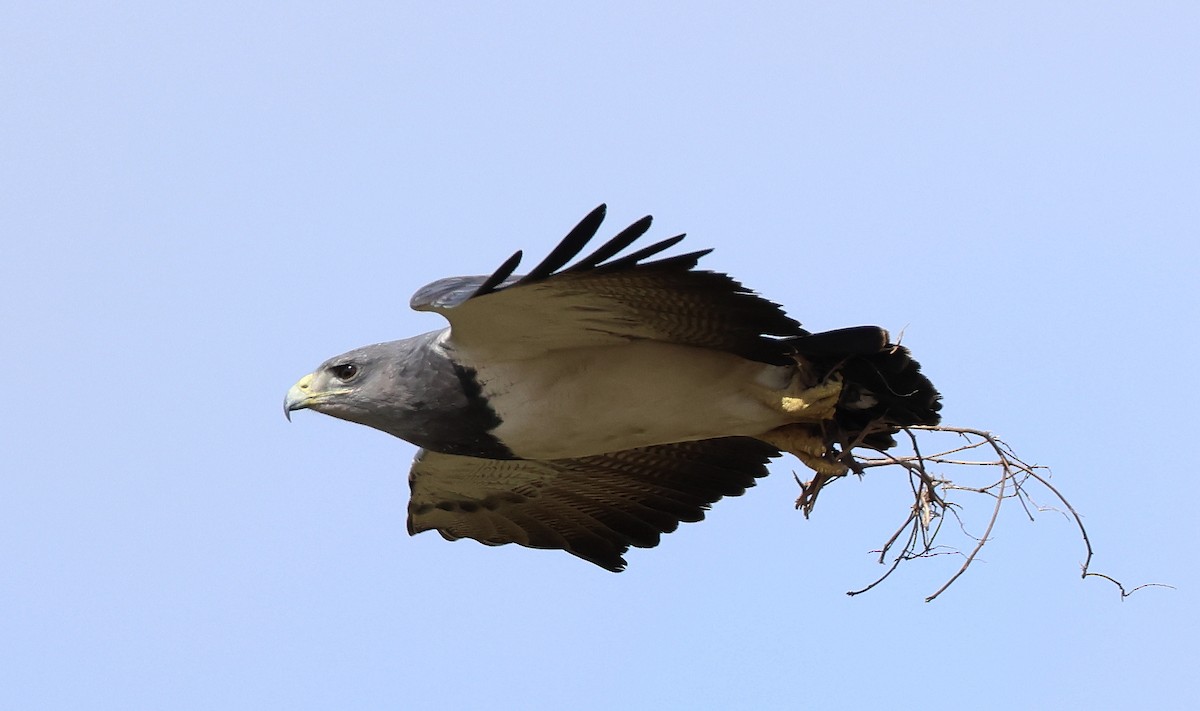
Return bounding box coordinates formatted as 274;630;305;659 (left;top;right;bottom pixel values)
461;341;794;459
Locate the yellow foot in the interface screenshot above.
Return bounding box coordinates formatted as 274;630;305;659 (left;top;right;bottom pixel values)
760;424;849;477
779;376;843;421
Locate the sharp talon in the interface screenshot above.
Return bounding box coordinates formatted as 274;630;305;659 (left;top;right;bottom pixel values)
761;424;848;477
795;451;849;477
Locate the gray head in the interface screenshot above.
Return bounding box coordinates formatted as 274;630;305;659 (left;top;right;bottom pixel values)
284;341;411;432
284;330;508;458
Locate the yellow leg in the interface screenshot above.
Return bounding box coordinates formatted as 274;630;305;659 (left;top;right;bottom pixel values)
777;374;843;421
760;423;849;477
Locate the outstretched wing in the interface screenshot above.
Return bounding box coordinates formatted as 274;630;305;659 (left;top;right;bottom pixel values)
409;205;805;364
406;437;779;571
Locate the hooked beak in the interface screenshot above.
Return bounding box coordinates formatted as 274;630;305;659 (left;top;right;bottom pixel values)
284;373;316;421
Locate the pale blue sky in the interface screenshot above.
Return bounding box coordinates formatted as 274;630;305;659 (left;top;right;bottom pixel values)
2;3;1197;709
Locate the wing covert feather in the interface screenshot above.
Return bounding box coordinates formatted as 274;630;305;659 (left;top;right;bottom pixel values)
409;206;805;363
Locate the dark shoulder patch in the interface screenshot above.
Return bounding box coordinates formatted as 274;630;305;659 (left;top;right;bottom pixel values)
447;363;514;460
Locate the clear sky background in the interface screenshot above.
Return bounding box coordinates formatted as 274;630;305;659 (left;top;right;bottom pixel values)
3;3;1198;709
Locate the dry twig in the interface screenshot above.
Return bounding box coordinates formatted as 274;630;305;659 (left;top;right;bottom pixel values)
793;423;1165;602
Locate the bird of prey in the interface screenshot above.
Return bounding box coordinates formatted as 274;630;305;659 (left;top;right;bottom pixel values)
285;205;941;571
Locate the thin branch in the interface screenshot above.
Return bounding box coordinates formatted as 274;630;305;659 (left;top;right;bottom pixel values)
923;440;1005;602
788;422;1166;601
1082;572;1176;600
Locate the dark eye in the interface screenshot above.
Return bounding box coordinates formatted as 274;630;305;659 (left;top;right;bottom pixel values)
330;363;359;381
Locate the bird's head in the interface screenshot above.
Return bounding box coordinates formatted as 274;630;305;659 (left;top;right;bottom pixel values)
284;343;400;427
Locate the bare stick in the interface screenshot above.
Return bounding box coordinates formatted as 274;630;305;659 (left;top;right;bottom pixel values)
792;422;1165;601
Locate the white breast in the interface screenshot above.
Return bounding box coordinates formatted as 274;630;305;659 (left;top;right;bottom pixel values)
458;340;794;459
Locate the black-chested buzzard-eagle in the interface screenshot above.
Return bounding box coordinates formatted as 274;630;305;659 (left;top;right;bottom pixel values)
284;206;941;571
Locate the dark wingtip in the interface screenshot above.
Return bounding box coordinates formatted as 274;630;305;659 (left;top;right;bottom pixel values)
600;233;690;271
520;205;609;283
568;214;655;272
471;249;524;299
465;204;700;305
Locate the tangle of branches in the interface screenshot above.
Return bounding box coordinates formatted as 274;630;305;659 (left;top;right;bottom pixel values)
794;424;1171;602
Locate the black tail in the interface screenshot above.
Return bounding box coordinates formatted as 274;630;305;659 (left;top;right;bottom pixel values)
788;326;942;450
